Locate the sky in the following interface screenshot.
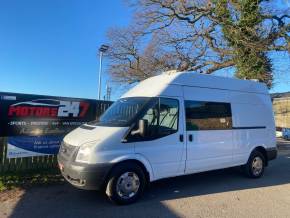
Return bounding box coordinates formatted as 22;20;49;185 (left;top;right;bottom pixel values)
0;0;132;100
0;0;289;101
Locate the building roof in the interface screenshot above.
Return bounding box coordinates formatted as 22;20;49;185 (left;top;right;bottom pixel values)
271;92;290;99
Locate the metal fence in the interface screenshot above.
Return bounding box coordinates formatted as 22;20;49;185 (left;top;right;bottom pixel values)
0;102;112;175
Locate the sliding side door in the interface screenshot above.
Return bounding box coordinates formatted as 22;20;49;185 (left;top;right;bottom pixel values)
183;87;234;173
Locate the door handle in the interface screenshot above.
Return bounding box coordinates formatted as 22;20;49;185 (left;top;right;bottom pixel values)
189;134;193;142
179;134;184;142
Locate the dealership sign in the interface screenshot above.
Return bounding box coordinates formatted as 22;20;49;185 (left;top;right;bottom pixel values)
8;99;90;118
0;92;112;158
0;92;98;137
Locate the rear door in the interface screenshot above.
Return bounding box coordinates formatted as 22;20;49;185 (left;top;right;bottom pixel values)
183;87;234;173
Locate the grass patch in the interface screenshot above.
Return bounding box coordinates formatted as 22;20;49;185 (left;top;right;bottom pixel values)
0;168;64;191
0;179;6;192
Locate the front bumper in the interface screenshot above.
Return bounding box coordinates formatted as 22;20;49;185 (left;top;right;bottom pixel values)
57;154;113;190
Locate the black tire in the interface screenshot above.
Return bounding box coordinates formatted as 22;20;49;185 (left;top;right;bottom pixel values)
105;162;146;205
243;150;265;178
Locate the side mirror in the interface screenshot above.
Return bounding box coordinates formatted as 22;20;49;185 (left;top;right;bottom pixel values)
131;119;148;137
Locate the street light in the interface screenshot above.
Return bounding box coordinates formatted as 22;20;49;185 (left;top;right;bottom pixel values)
98;44;109;100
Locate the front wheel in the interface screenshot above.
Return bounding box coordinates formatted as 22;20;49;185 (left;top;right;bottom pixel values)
105;162;146;205
243;150;265;178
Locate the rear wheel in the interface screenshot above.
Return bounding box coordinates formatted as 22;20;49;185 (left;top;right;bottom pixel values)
105;162;146;205
243;150;265;178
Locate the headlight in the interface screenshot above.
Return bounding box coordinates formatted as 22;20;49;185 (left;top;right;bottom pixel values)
75;142;95;163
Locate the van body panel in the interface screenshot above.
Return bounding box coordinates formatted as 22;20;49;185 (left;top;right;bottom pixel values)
231;129;268;165
63;125;135;165
170;72;268;94
229;92;268;105
231;103;271;127
122;84;183;98
183;86;231;102
229;90;276;165
63;125;129;147
185;130;234;173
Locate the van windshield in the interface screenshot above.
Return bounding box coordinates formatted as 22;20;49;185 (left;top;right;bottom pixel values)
89;97;152;127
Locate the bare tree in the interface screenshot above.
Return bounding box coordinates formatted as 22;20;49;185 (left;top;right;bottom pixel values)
106;26;179;82
106;0;290;86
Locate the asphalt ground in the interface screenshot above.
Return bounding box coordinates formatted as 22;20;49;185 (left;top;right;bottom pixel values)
1;138;290;218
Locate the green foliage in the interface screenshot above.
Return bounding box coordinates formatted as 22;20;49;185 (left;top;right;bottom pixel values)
215;0;273;87
0;169;63;191
0;179;5;191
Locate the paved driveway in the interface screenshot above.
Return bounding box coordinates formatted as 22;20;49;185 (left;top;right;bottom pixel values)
1;138;290;218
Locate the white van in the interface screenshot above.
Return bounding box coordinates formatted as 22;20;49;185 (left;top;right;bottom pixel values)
57;72;277;204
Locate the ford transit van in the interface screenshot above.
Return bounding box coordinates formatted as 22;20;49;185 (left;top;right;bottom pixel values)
57;72;277;204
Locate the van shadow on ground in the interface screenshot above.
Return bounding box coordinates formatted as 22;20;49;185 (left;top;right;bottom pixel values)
9;142;290;218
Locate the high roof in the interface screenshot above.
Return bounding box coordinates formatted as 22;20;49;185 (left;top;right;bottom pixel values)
122;71;269;98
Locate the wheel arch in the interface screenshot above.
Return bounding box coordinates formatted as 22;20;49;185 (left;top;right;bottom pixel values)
105;155;154;185
251;146;268;166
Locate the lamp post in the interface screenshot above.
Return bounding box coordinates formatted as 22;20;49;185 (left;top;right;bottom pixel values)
98;44;109;100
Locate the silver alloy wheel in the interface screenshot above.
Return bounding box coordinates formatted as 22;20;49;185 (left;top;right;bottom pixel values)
252;156;263;176
116;172;140;199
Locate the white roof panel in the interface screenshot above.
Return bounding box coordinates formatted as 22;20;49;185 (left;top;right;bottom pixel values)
122;71;269;98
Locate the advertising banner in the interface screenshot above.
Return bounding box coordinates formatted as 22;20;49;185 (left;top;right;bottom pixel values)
0;92;112;158
7;135;63;158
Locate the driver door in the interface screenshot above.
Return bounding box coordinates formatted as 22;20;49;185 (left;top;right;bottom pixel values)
133;97;186;180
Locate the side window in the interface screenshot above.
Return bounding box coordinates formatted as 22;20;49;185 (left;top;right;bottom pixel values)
141;100;159;138
137;98;179;140
185;101;232;130
158;98;179;136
